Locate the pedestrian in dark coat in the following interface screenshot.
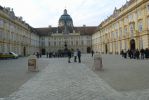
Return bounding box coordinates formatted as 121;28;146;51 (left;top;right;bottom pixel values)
145;48;149;59
120;49;124;57
77;49;81;63
140;48;145;59
145;48;148;59
67;49;72;63
91;50;94;57
135;49;140;59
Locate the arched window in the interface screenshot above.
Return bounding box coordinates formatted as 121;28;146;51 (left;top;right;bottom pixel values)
147;17;149;30
0;19;4;28
138;20;143;32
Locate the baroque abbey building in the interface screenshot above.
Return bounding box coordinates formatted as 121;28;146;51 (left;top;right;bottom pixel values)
92;0;149;54
0;6;97;56
36;9;97;54
1;0;149;56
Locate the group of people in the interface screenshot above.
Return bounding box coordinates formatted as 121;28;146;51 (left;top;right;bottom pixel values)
34;49;95;64
35;52;42;58
120;48;149;59
46;51;68;58
67;49;81;63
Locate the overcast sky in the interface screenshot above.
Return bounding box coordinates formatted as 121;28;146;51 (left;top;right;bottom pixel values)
0;0;127;28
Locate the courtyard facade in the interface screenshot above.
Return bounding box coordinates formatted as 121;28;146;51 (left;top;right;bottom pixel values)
0;6;40;56
92;0;149;54
0;7;97;56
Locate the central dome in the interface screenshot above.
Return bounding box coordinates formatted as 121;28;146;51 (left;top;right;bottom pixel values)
58;9;73;28
59;10;72;21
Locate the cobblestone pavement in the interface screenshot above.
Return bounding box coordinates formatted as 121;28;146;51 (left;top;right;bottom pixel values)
4;56;129;100
0;57;49;98
2;54;149;100
84;54;149;100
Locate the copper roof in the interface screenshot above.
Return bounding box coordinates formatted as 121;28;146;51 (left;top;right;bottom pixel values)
35;26;97;36
35;27;57;36
74;26;97;35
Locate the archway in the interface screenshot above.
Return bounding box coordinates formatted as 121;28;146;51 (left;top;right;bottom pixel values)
130;39;136;50
87;47;91;53
41;48;46;55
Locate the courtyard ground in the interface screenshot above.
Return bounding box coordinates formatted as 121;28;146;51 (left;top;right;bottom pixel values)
0;54;149;99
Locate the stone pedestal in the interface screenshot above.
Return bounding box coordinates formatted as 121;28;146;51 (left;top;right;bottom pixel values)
93;54;103;71
28;55;39;72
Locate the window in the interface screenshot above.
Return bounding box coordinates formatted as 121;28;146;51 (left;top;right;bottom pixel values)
128;14;133;22
148;17;149;30
1;30;5;39
0;30;2;39
54;41;56;46
115;31;118;38
124;26;128;34
76;41;78;45
119;21;122;26
49;42;50;46
116;23;119;29
0;43;2;52
133;13;137;20
112;32;114;38
81;40;84;45
130;23;135;38
130;23;134;34
119;28;122;37
137;10;141;17
0;19;4;28
124;18;127;24
138;21;143;32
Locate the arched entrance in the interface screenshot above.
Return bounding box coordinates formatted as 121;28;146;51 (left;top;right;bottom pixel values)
130;39;136;50
23;47;26;56
41;48;46;55
87;47;91;53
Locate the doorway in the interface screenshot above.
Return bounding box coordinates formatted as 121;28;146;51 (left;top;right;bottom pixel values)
23;47;26;56
130;39;136;50
87;47;91;53
41;48;46;55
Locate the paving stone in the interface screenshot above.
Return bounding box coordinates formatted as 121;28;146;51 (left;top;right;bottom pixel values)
3;54;149;100
5;57;128;100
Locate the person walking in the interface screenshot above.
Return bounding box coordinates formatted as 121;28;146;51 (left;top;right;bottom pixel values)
91;50;94;57
67;49;72;63
135;49;140;59
123;49;127;58
77;49;81;63
46;52;49;58
120;49;124;57
140;48;145;59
